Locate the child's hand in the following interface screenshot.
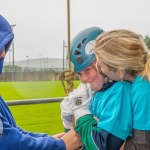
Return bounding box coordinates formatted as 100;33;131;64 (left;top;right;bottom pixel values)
61;83;92;129
68;83;92;121
60;97;73;130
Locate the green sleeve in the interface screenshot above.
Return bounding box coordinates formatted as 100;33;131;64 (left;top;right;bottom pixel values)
75;115;101;150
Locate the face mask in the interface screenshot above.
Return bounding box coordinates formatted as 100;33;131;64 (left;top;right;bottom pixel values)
0;58;4;74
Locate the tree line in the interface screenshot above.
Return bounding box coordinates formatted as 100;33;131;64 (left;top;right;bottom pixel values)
144;35;150;50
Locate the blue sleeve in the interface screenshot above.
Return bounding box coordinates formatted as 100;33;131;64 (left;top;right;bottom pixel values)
0;114;66;150
17;126;49;138
75;115;124;150
132;76;150;130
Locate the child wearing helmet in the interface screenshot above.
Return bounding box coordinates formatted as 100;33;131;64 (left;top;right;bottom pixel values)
0;15;82;150
61;27;132;150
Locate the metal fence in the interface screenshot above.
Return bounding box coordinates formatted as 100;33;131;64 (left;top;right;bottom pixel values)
6;97;64;106
1;67;63;81
1;66;79;81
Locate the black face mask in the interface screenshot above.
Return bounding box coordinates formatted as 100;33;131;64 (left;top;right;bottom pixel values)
0;58;4;74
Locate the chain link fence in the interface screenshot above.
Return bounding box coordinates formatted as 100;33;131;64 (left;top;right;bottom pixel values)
0;65;79;81
1;66;62;81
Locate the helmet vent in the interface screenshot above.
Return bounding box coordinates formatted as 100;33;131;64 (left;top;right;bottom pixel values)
82;37;87;44
77;43;82;49
74;50;81;55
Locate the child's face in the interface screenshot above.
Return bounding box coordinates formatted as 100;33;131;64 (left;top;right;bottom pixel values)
77;62;105;92
96;60;121;81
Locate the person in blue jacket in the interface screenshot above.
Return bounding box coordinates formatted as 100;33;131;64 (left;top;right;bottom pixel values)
94;29;150;149
0;14;82;150
61;27;132;150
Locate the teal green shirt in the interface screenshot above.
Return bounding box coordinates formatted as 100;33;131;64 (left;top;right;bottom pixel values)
131;76;150;130
90;81;132;140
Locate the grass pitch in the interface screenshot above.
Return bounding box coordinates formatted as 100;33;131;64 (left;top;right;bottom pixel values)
1;80;80;134
0;80;79;100
9;103;63;135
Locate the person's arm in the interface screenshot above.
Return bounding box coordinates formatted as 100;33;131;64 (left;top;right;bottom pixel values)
0;97;49;138
0;114;65;150
17;126;49;138
75;114;124;150
60;96;73;131
0;114;81;150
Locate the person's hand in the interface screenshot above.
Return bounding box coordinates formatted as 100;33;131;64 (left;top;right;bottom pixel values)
68;83;92;121
52;132;66;139
60;97;73;130
61;129;82;150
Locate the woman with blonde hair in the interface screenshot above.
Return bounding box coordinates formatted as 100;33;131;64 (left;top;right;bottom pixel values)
94;29;150;149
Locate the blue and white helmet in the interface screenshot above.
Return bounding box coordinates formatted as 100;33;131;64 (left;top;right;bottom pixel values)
70;27;104;73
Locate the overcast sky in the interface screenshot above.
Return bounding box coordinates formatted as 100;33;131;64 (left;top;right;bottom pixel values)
1;0;150;62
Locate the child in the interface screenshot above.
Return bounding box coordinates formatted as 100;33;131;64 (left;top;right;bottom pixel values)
61;27;132;150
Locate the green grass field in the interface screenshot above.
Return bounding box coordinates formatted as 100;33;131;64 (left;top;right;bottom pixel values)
0;81;79;100
1;81;80;135
9;103;64;135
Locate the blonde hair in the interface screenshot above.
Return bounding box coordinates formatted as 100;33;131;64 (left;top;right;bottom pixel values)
94;29;150;81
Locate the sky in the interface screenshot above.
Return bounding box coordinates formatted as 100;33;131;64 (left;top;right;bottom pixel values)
1;0;150;62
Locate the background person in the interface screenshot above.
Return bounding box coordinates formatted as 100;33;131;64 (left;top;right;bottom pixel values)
0;14;82;150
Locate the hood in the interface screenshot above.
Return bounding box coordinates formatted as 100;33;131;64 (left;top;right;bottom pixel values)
0;15;14;74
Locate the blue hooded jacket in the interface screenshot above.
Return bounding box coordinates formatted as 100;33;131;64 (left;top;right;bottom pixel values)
0;15;66;150
0;15;14;74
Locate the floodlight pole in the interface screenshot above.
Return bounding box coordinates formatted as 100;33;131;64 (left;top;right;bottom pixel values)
63;40;65;70
63;40;68;70
11;24;16;66
67;0;71;69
